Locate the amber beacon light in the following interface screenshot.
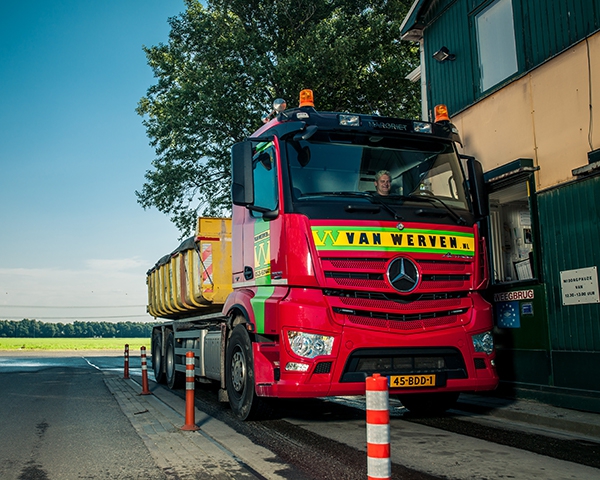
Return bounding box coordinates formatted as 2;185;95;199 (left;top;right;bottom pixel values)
434;104;450;123
299;89;315;107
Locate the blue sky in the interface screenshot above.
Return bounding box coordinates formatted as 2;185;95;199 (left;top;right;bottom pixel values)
0;1;187;323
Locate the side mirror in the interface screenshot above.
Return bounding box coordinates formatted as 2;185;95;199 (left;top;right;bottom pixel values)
231;141;254;206
464;156;489;219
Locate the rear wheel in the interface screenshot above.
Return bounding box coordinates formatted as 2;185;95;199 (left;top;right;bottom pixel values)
399;392;460;416
165;331;184;389
151;331;166;384
226;324;268;420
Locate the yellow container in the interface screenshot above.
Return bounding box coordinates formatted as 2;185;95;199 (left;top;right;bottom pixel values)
147;218;232;319
147;254;172;318
188;217;232;308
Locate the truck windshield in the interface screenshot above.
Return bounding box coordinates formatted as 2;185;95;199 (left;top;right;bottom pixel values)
285;134;471;214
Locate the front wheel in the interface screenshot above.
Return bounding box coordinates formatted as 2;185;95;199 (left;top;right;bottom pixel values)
225;324;268;420
398;392;460;416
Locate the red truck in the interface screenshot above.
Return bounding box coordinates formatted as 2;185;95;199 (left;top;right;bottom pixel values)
148;90;498;419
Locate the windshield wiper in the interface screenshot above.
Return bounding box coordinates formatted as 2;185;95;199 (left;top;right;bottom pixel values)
299;191;465;224
405;194;467;225
311;192;403;220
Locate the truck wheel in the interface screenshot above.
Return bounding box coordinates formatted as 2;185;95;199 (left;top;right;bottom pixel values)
151;331;166;384
226;324;266;420
399;392;459;416
165;331;184;389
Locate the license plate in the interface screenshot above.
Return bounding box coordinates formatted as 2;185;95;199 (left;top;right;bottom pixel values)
389;374;436;388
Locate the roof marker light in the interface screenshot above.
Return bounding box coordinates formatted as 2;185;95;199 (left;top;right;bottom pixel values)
339;114;360;127
413;121;432;133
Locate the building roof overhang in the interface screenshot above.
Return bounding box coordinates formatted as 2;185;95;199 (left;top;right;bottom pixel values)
400;0;431;41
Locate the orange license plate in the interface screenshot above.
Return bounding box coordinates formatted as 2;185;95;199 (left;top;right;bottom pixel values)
389;374;436;388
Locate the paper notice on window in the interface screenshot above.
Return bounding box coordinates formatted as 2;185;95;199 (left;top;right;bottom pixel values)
519;210;531;228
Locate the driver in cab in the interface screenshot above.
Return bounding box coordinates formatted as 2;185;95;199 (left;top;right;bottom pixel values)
374;170;391;196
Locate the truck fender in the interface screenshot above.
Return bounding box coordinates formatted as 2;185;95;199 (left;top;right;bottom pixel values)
223;289;256;332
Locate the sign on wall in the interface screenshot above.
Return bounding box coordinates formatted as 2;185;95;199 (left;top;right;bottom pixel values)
560;266;599;305
493;289;535;328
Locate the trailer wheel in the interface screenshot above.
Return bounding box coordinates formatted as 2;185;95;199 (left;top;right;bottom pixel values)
398;392;459;416
226;324;266;420
151;331;166;384
165;331;184;389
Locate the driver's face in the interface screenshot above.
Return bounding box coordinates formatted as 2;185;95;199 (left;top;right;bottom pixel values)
375;175;391;195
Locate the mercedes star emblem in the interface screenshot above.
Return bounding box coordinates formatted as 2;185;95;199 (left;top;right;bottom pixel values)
387;257;419;293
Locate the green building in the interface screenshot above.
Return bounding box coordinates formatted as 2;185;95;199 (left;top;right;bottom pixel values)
402;0;600;412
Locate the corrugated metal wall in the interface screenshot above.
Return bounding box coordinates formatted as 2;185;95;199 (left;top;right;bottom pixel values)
424;0;476;117
537;175;600;353
423;0;600;115
520;0;600;68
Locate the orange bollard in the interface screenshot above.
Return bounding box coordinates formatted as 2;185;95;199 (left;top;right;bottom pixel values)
366;373;390;480
181;351;199;431
140;346;152;395
123;344;130;379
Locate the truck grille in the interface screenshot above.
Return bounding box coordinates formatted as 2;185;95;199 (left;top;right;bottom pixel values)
325;272;468;289
321;256;473;332
332;306;466;331
343;311;463;330
322;257;471;292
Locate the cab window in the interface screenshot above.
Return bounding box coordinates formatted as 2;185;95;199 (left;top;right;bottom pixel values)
252;142;278;214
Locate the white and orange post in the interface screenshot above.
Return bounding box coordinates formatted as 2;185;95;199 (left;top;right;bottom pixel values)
123;344;130;379
140;346;152;395
181;351;199;431
366;373;391;480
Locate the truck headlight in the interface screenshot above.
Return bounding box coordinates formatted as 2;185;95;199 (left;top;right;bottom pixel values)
472;331;494;355
287;331;334;359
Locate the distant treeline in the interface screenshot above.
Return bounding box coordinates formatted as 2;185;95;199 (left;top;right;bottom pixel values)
0;319;153;338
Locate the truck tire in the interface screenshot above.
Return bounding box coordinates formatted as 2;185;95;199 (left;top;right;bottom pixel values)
151;331;166;384
398;392;460;416
226;324;267;420
165;331;184;389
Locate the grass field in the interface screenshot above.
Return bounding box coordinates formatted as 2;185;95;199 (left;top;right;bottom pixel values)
0;337;151;351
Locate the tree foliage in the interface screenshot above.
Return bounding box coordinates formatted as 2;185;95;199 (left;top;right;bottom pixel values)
0;319;153;338
137;0;420;235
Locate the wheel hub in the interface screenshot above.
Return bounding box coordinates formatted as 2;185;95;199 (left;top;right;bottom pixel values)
231;350;246;393
166;348;174;380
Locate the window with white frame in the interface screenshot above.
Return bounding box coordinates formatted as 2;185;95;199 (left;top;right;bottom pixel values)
475;0;518;92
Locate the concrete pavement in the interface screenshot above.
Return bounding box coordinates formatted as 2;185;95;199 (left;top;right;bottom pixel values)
455;393;600;441
5;351;598;478
104;374;298;480
107;370;600;480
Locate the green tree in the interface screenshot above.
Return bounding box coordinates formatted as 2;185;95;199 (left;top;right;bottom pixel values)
137;0;420;235
39;322;58;338
62;323;75;337
18;319;34;337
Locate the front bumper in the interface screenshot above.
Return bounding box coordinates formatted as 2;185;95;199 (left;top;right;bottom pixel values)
252;292;498;398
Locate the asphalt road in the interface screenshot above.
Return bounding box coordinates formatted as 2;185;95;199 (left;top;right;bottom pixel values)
187;387;600;480
0;353;166;480
2;352;600;480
